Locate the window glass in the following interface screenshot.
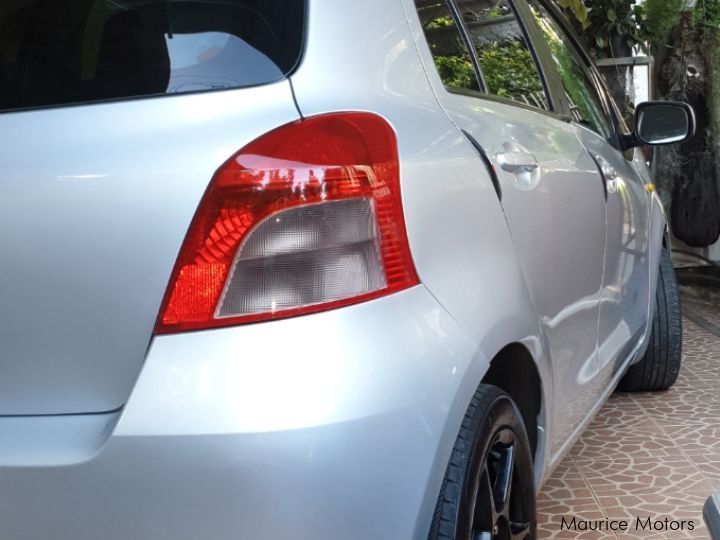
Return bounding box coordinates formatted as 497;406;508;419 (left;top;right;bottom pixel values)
456;0;548;110
527;0;612;137
415;0;480;92
0;0;305;111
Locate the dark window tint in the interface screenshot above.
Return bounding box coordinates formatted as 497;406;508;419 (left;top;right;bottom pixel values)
415;0;480;92
457;0;548;110
0;0;304;111
527;0;611;137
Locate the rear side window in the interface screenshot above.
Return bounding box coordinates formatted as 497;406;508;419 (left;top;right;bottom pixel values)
0;0;305;111
527;0;611;137
456;0;548;110
415;0;481;93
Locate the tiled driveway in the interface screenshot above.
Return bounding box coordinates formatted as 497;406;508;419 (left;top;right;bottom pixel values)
538;299;720;539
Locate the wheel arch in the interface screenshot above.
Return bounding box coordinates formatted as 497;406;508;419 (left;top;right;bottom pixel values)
413;334;551;539
481;343;543;462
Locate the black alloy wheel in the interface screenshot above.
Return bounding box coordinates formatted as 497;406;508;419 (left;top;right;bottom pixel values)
464;429;531;540
429;385;536;540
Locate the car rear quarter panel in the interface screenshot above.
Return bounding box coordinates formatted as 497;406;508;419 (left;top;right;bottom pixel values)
292;0;552;535
0;286;481;540
0;82;300;414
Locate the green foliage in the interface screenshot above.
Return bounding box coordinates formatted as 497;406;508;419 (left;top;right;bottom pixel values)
478;40;543;99
642;0;684;50
487;5;506;18
694;0;720;27
556;0;591;29
540;19;609;132
433;54;477;89
426;15;454;30
582;0;647;57
432;38;543;101
693;0;720;146
556;0;686;56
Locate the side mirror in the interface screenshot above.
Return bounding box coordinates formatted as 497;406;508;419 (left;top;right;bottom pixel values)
623;101;695;149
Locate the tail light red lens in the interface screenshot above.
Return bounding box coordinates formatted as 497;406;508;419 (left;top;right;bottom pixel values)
154;112;419;334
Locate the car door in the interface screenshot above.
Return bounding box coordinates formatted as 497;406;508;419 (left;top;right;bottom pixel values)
411;0;608;454
523;0;652;391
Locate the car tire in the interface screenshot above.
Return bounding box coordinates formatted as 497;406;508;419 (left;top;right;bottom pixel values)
429;384;536;540
618;247;682;391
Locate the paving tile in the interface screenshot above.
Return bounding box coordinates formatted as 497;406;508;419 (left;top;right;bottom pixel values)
540;459;595;500
537;461;608;538
586;396;653;431
577;456;714;496
539;311;720;538
685;301;720;331
568;418;684;462
659;422;720;456
595;492;708;539
631;386;720;427
671;360;715;392
687;451;720;489
676;318;720;385
538;526;617;540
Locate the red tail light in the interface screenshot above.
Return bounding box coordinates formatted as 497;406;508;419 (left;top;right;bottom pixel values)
154;112;419;334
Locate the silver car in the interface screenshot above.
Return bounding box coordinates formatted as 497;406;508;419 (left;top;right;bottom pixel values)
0;0;693;538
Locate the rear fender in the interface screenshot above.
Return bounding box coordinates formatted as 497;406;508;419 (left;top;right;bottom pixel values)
291;1;552;536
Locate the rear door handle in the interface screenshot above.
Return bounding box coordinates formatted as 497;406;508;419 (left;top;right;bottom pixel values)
589;153;618;198
496;150;538;173
595;155;617;180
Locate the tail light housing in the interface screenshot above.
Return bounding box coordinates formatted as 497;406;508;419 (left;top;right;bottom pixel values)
154;112;419;334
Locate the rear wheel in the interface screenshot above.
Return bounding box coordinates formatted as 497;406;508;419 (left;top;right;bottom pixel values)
618;247;682;391
429;385;535;540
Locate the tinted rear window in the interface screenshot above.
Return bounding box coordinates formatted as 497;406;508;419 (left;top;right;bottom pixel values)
0;0;304;111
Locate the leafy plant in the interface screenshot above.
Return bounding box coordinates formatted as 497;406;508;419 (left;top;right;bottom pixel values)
642;0;684;51
556;0;686;56
556;0;591;29
426;15;454;30
433;54;477;89
487;4;511;18
693;0;720;28
478;40;544;100
577;0;647;57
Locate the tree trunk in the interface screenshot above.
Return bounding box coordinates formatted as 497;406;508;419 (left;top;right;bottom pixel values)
655;12;720;247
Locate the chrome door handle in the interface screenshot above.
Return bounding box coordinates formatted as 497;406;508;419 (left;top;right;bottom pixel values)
496;150;538;173
595;155;617;180
594;154;619;195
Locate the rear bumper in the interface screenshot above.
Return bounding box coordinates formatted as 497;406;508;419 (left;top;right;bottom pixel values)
0;286;482;540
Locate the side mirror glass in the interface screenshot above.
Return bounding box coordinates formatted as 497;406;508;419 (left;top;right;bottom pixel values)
634;101;695;146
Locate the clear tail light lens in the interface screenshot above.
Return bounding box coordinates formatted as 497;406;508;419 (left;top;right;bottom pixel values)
155;112;419;334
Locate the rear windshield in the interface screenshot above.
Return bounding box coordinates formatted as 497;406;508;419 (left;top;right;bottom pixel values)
0;0;305;111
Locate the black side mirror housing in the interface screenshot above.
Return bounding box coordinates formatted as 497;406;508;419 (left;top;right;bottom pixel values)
621;101;696;150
